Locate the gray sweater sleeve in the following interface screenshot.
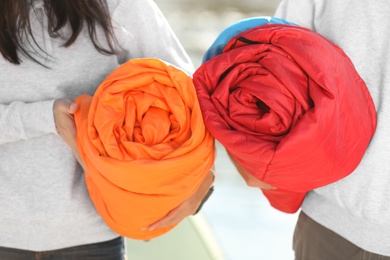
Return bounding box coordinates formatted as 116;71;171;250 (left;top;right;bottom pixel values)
275;0;316;29
0;0;193;146
111;0;195;74
0;100;57;145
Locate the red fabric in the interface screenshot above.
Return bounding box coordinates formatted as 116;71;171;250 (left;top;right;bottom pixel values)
193;24;377;213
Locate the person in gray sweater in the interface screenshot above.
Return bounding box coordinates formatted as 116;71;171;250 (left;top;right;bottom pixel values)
0;0;211;259
275;0;390;259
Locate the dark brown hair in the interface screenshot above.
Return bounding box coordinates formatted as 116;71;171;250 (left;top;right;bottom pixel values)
0;0;116;65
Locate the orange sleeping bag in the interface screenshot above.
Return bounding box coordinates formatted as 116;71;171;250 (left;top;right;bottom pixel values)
74;58;215;240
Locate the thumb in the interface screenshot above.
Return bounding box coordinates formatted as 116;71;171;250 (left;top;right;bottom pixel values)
55;99;78;114
69;102;79;114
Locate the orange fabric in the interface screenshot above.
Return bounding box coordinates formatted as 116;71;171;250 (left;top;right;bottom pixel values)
74;58;215;240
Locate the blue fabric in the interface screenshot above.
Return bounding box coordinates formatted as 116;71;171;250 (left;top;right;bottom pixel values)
202;16;297;63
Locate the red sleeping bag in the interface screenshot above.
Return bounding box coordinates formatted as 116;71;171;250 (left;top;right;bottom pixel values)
193;23;377;213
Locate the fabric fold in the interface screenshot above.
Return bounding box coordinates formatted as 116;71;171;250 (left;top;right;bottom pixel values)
74;58;215;239
193;17;376;213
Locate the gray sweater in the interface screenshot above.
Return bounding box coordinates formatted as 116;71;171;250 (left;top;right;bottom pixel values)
0;0;193;251
275;0;390;255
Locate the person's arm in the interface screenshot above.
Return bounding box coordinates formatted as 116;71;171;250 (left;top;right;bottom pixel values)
0;101;57;145
111;0;195;74
0;98;84;165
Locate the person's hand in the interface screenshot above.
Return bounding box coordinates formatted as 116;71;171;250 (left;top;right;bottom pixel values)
144;168;215;231
53;99;85;169
228;152;275;190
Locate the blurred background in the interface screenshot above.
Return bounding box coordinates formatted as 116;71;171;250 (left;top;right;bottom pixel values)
155;0;283;68
126;0;299;259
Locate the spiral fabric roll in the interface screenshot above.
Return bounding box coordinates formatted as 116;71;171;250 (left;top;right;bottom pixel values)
74;58;215;239
193;17;376;213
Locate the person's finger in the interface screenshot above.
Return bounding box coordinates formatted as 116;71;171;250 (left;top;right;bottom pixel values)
55;99;78;114
69;102;79;114
141;169;215;232
72;148;86;170
61;99;77;114
146;213;176;231
145;207;182;231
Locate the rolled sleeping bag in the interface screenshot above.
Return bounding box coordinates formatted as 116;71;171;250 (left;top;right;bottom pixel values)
74;58;215;239
193;17;376;213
